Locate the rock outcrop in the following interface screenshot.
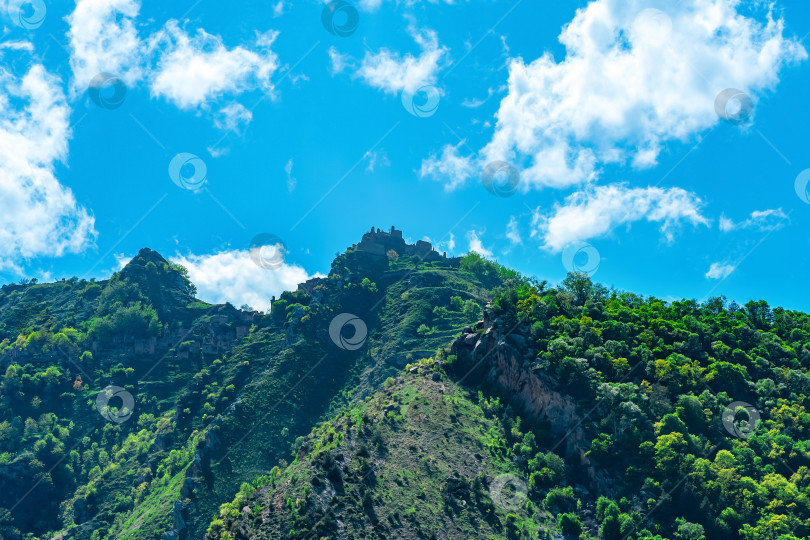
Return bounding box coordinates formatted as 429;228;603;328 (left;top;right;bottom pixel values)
450;307;616;497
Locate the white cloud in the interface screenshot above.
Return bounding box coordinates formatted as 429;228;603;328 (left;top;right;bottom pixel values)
65;0;143;92
506;216;521;244
273;1;285;17
115;253;132;269
0;63;97;269
706;262;735;279
207;146;228;158
66;1;281;119
285;158;296;192
718;215;736;232
356;0;466;11
719;208;789;232
419;141;475;190
214;102;253;133
467;230;492;258
364;149;390;172
461;87;495;108
172;249;322;312
0;41;34;52
425;0;806;191
350;25;447;93
327;46;350;75
429;232;456;256
357;0;384;9
148;24;279;109
533;183;708;252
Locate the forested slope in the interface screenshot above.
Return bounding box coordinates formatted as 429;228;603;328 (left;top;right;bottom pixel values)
208;269;810;539
0;229;808;539
0;231;497;539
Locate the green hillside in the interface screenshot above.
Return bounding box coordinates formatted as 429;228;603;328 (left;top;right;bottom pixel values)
0;227;808;539
205;361;559;539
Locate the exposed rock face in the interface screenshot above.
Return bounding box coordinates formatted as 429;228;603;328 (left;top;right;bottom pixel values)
451;308;616;496
452;320;584;454
162;501;187;540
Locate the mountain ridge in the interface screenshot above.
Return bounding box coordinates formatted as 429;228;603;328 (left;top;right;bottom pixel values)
0;227;807;539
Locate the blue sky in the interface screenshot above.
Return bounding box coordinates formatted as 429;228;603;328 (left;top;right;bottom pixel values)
1;0;810;312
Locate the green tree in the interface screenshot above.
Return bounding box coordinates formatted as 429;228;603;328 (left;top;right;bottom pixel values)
674;518;705;540
654;432;689;476
559;513;582;537
462;299;481;321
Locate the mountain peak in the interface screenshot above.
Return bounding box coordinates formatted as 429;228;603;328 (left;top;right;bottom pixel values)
131;247;170;266
115;247;196;317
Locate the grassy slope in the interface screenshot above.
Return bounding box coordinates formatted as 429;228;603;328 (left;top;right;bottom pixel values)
206;360;557;539
94;253;498;539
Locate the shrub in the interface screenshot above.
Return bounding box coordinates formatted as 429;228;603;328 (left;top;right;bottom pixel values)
559;513;582;536
463;300;481;321
544;487;576;513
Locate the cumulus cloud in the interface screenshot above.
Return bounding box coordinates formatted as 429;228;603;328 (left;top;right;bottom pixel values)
147;24;279;109
718;215;735;232
172;249;322;312
327;46;349;75
423;0;806;190
467;230;492;258
0;63;96;269
419;141;475;191
0;0;286;270
66;1;280;124
532;184;708;252
718;208;789;232
214;102;253;133
115;253;132;269
65;0;143;92
333;24;447;94
706;262;735;279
